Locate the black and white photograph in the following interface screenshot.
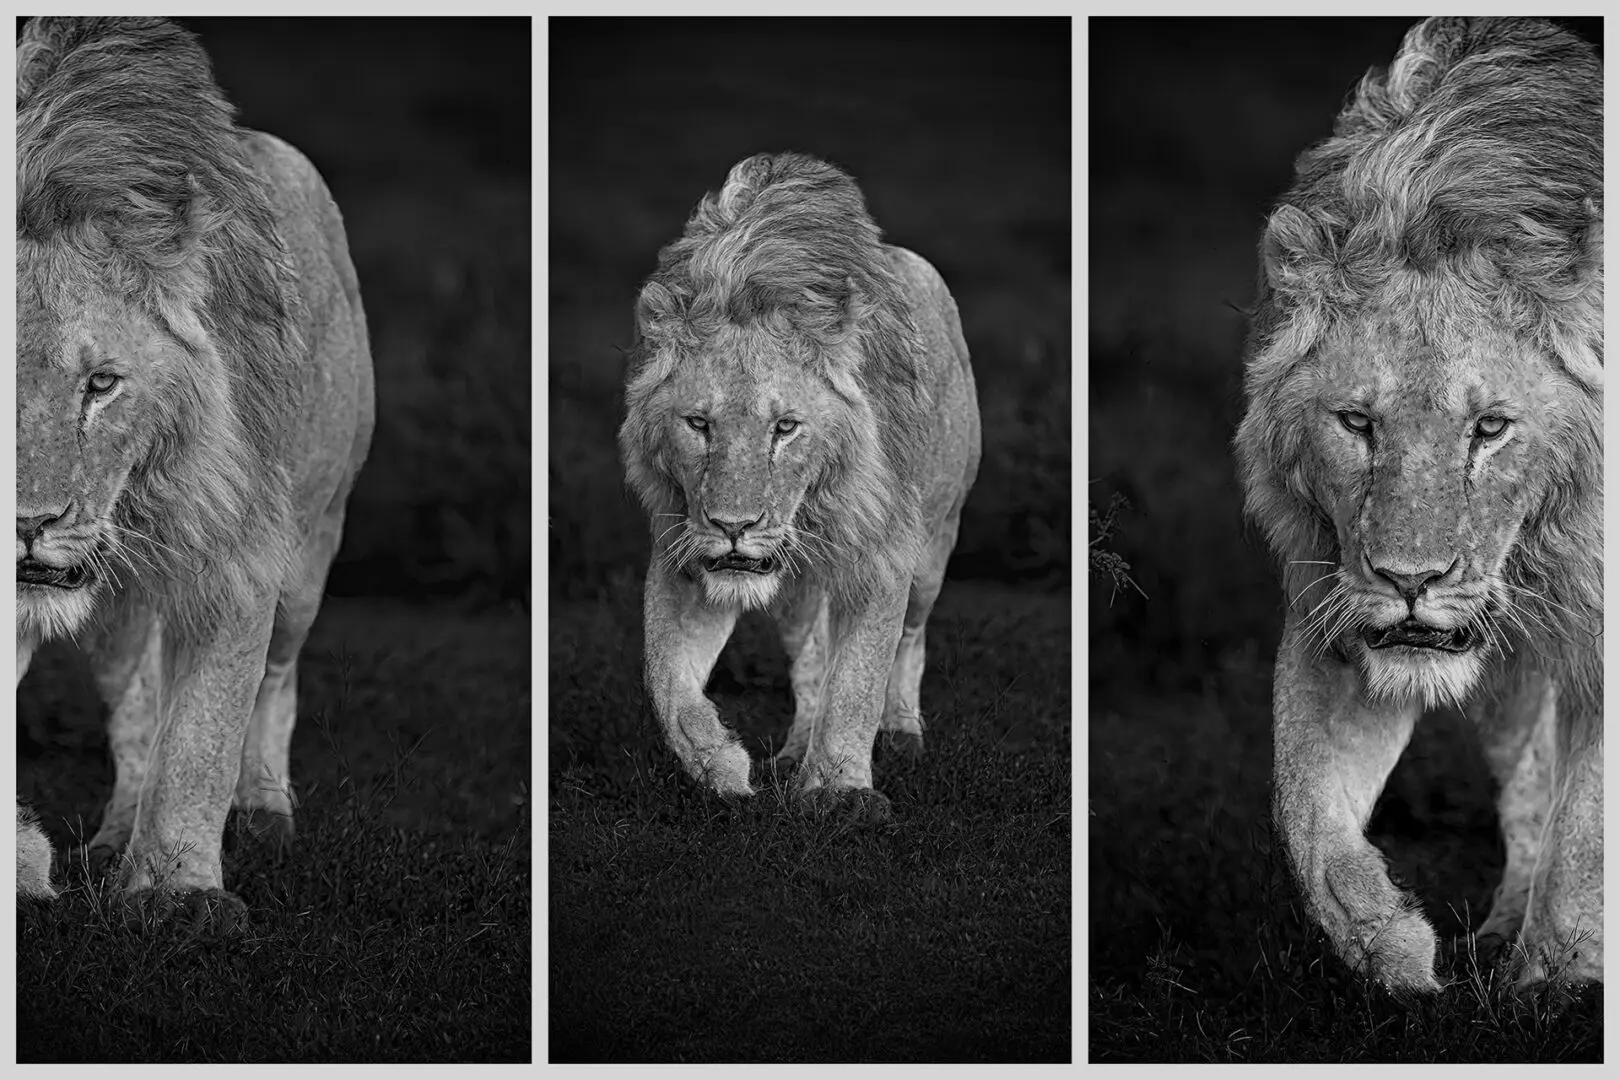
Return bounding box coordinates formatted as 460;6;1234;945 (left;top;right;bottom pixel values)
14;16;531;1061
1088;17;1602;1061
548;16;1072;1062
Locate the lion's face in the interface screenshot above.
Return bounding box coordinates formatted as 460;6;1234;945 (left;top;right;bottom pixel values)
637;326;848;610
1287;313;1573;706
16;265;171;643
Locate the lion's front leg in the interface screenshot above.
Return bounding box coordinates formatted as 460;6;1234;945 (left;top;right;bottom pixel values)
643;560;751;796
1514;710;1602;986
798;585;907;800
1274;622;1439;992
82;603;164;871
1471;668;1555;960
120;603;274;897
771;579;829;767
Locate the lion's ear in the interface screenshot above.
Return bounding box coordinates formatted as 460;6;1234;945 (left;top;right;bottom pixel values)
1261;204;1327;295
635;280;682;338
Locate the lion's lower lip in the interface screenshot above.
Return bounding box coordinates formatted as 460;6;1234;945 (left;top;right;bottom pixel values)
704;554;777;575
16;560;91;590
1364;622;1474;653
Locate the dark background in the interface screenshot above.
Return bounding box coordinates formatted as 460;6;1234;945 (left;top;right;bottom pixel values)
1087;17;1603;1060
548;17;1073;1062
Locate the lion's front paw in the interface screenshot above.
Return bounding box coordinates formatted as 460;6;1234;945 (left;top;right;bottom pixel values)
1318;853;1442;992
16;807;58;901
796;786;894;825
121;887;249;936
1352;905;1442;993
694;740;755;798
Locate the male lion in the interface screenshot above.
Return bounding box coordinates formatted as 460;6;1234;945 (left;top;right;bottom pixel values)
16;18;375;914
619;152;981;816
1235;18;1601;991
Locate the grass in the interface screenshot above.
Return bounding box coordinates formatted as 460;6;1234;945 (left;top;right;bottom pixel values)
17;600;532;1063
548;578;1071;1062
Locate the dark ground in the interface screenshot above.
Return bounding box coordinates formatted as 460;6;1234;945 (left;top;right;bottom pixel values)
548;17;1073;1062
1087;17;1602;1061
16;17;532;1062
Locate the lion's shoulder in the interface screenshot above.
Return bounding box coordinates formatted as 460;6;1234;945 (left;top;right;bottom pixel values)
883;244;973;395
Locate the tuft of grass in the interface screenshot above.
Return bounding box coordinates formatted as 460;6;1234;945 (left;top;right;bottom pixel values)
549;580;1071;1062
1089;488;1146;604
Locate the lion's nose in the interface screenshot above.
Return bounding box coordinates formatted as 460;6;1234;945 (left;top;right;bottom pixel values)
1370;557;1458;603
706;512;762;543
16;511;65;547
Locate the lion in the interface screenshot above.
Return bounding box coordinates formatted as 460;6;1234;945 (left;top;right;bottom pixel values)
16;17;375;916
618;152;981;816
1235;18;1602;991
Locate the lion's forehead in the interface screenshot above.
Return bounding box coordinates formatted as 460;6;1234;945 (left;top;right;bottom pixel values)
19;274;172;376
1313;315;1561;416
667;347;832;418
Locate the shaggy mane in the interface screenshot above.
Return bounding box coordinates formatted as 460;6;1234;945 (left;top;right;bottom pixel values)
1235;18;1603;706
620;152;931;605
17;17;300;627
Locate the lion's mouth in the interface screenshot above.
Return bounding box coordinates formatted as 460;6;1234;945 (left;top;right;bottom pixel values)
16;559;92;590
1363;620;1475;653
703;553;778;575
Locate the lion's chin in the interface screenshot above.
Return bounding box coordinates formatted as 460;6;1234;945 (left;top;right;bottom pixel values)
1356;638;1485;710
17;577;100;644
698;561;784;611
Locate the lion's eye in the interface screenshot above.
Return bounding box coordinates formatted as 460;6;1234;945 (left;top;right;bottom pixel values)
685;416;709;434
87;372;120;395
1474;415;1509;440
1338;410;1372;435
774;418;799;436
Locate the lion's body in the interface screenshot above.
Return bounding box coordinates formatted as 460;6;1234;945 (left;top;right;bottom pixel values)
15;18;374;907
620;153;980;809
1235;18;1601;989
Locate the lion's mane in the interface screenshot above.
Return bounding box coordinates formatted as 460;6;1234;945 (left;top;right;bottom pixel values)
1235;18;1603;703
17;17;301;628
619;152;932;605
